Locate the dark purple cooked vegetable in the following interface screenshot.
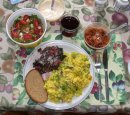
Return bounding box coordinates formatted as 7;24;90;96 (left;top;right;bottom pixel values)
33;46;65;74
112;12;128;25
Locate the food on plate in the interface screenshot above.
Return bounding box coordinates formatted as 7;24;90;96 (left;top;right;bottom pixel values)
44;52;92;103
33;46;65;74
84;27;109;48
26;45;92;103
25;69;48;103
10;14;44;43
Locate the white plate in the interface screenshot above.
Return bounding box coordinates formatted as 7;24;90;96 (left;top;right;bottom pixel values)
23;40;95;110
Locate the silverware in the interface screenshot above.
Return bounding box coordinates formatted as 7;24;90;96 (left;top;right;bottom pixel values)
107;23;128;36
51;0;55;10
103;49;109;102
95;53;102;102
101;23;128;39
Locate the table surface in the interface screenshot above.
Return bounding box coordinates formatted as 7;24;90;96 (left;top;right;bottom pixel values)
0;0;130;113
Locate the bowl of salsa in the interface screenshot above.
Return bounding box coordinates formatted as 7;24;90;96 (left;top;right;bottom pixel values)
84;23;110;50
6;8;47;48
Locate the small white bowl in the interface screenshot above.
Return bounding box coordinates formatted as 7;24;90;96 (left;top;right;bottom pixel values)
6;8;47;48
38;0;65;22
84;22;110;50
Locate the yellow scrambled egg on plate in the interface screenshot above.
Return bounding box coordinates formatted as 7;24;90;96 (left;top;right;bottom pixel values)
44;52;92;103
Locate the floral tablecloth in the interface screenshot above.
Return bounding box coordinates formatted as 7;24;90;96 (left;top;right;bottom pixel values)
0;0;130;113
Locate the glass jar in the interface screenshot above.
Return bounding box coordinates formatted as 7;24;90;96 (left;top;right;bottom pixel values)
60;14;80;37
114;0;129;12
95;0;108;11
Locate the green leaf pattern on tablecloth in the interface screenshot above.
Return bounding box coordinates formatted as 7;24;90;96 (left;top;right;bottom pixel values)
1;96;9;108
109;88;114;97
97;16;109;26
0;75;8;84
72;10;80;16
27;99;37;105
106;7;116;13
55;34;63;40
64;0;71;8
14;62;23;73
127;35;130;46
97;10;106;17
3;0;20;11
25;2;35;8
103;100;115;105
109;70;116;82
42;34;52;42
32;0;40;4
0;47;14;60
13;75;23;86
3;0;13;10
72;0;84;5
16;89;26;105
81;7;92;15
94;92;105;101
116;74;123;82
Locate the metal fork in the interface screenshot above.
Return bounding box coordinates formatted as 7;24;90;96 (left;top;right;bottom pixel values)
95;53;102;102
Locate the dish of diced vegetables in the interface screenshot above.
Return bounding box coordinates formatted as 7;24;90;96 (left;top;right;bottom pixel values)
10;14;44;43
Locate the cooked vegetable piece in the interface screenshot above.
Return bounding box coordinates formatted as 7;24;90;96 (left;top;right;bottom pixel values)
33;46;66;74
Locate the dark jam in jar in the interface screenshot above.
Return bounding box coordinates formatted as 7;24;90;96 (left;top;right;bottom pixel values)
61;15;80;37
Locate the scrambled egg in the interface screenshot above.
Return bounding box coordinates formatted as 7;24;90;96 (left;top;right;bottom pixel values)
44;52;92;103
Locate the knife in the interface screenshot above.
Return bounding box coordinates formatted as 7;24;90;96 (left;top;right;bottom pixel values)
103;49;109;102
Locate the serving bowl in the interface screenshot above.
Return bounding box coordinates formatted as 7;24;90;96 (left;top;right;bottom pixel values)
84;22;110;50
6;8;47;48
38;0;65;22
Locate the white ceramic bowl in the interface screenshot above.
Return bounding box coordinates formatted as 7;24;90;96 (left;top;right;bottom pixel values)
38;0;65;22
6;8;47;48
84;22;110;50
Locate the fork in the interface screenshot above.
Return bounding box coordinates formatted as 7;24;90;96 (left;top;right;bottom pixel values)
95;53;102;102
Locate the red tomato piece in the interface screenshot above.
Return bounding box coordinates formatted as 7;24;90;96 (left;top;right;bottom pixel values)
34;19;39;27
15;22;20;29
11;31;19;38
20;20;27;25
33;37;38;41
23;34;32;40
23;15;29;21
34;28;40;34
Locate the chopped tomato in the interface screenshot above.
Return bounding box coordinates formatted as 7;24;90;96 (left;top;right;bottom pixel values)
20;20;27;25
85;27;109;48
11;31;19;38
23;15;29;21
23;34;32;40
34;28;40;34
15;22;20;29
11;14;44;43
34;19;39;27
